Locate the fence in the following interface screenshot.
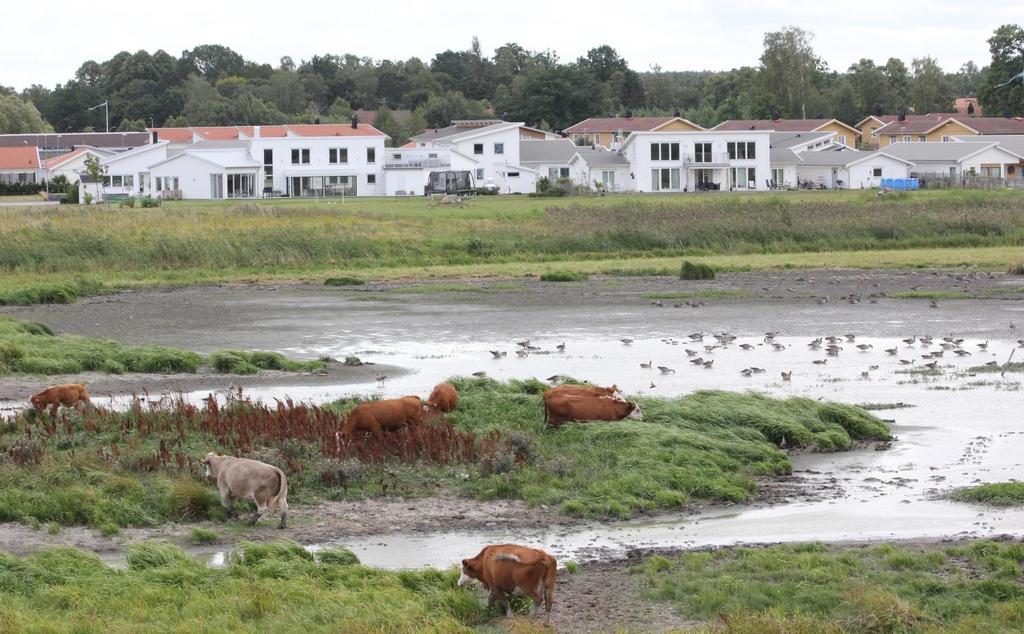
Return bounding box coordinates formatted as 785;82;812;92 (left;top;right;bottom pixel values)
911;172;1024;190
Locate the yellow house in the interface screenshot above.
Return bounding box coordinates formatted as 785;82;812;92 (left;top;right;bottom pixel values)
712;118;860;147
563;116;704;149
874;116;979;148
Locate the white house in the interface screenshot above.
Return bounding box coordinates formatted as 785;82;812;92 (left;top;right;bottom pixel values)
619;131;773;192
882;141;1024;180
793;149;914;189
0;146;42;185
148;142;262;199
407;120;536;194
520;139;577;183
98;141;171;199
768;132;839;187
568;148;633;192
43;147;113;185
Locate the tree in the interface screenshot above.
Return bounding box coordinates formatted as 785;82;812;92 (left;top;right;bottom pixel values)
847;59;890;119
181;44;246;81
760;26;823;118
417;91;488;128
910;56;953;114
883;58;911;110
115;118;146;132
0;93;53;133
494;64;608;131
952;61;982;97
979;24;1024;116
82;153;106;203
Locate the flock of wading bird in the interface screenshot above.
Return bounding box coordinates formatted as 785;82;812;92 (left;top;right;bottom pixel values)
482;323;1021;388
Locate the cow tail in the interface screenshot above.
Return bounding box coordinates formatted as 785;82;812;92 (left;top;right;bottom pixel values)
268;468;288;513
544;555;557;612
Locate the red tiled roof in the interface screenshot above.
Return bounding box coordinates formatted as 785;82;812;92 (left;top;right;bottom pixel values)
874;115;1024;136
193;126;244;141
236;126;288;138
564;116;676;133
953;116;1024;134
150;128;194;142
0;146;40;170
286;123;385;137
43;148;86;169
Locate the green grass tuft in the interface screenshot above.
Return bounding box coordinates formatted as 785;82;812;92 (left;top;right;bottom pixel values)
324;276;365;286
188;528;218;545
539;270;588;282
951;482;1024;506
680;260;715;280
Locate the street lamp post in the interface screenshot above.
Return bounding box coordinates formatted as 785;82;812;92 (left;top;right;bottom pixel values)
88;101;109;133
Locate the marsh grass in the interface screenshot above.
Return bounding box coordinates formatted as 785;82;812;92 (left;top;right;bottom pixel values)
889;290;971;300
0;380;888;528
4;190;1022;304
539;271;588;282
0;540;483;631
0;315;320;376
633;540;1024;632
950;482;1024;506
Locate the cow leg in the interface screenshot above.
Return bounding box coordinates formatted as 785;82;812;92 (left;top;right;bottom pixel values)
486;588;500;610
48;403;58;418
501;591;514;617
369;420;385;444
277;498;288;530
247;500;267;526
220;490;237;518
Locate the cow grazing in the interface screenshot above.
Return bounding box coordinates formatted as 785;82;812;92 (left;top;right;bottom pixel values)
29;383;92;417
544;393;642;428
203;453;289;528
426;382;459;413
459;544;557;624
337;396;424;444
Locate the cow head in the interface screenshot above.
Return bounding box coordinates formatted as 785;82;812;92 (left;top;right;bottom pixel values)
422;401;443;419
202;452;219;478
626;402;643;421
29;394;43;410
458;557;483;586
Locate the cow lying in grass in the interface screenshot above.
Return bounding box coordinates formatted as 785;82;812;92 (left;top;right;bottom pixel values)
542;384;640;428
203;453;289;529
29;383;92;418
459;544;557;624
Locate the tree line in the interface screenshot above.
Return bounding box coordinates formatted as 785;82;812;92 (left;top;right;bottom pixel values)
2;25;1023;145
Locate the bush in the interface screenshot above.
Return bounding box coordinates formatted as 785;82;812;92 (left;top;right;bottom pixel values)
0;283;78;306
161;478;218;521
1009;260;1024;276
325;276;365;286
139;196;160;208
119;197;136;208
0;182;42;196
539;270;588;282
61;182;79;204
210;351;259;375
680;260;716;280
317;547;360;566
474;187;498;196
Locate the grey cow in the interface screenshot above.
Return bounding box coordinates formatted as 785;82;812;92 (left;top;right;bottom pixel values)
203;453;289;529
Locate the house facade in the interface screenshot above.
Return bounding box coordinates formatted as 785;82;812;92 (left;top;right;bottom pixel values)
567;148;633;192
520;139;578;183
878;142;1024;180
43;147;113;185
793;150;913;189
873;115;1024;148
406;120;535;194
620;131;772;192
563;116;704;149
0;146;43;185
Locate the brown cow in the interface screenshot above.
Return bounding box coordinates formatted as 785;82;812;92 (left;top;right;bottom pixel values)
544;383;620;398
203;453;289;528
29;383;92;417
459;544;557;624
425;382;459;413
337;396;424;444
544;393;642;428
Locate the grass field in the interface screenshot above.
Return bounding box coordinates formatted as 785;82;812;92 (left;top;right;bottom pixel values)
0;378;888;530
950;482;1024;506
2;189;1024;305
0;315;323;376
634;540;1024;632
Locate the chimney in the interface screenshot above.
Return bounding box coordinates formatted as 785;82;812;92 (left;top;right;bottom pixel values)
151;130;158;144
253;125;261;139
897;108;907;123
351;115;359;129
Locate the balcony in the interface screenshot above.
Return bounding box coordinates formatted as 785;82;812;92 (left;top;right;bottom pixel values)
384;156;451;170
683;152;732;166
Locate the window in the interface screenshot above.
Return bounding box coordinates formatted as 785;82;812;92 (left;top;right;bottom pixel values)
694;142;712;163
889;136;897;143
366;147;376;164
918;136;926;142
771;168;785;186
870;127;879;136
559;167;569;179
263;149;273;189
601;170;615;189
124;175;134;188
730;167;756;188
837;135;846;145
329;148;348;164
494;143;504;155
903;135;911;143
650;168;679;191
726;142;756;160
155;176;178;191
428;153;437;159
473;143;484;155
941;136;951;143
475;168;485;180
291;148;310;164
650;142;680;161
548;167;558;180
226;173;254;198
367;174;376;184
872;168;883;177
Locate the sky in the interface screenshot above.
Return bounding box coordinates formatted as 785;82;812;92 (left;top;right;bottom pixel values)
3;0;1023;91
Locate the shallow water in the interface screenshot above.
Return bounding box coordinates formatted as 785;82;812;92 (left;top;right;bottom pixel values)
20;288;1024;569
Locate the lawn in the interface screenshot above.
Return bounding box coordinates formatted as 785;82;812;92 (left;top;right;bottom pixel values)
2;189;1024;305
633;540;1024;632
0;378;889;530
